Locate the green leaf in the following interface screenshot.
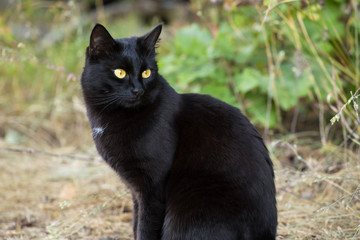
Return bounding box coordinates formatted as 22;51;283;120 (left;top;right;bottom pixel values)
235;68;267;93
200;82;236;105
246;94;277;128
213;23;237;60
275;63;313;110
174;23;213;57
235;43;256;64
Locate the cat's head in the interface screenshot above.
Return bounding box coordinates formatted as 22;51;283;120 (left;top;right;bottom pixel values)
81;24;162;111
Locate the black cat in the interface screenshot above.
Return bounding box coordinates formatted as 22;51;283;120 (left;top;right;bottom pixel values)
81;23;277;240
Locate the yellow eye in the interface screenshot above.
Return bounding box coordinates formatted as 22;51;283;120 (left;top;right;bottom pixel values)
114;69;126;79
142;69;151;79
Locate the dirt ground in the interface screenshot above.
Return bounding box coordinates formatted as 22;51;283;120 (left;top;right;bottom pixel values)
0;142;359;240
0;148;133;240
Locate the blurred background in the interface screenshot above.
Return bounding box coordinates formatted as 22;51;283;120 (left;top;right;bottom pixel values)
0;0;359;239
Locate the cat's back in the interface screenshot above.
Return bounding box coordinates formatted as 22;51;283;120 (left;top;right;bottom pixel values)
163;93;277;240
177;93;267;156
173;92;273;181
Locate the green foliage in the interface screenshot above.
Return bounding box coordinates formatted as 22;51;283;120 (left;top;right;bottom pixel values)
159;0;360;131
0;2;142;112
1;0;359;144
0;1;143;146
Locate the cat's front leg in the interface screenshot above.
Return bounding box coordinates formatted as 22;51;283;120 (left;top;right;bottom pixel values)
136;194;165;240
132;194;139;240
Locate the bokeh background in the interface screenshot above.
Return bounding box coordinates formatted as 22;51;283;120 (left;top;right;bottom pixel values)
0;0;359;239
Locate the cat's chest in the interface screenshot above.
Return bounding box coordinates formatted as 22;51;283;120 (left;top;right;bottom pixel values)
91;116;175;162
92;123;144;156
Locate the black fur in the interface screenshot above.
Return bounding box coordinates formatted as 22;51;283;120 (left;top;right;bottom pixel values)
81;23;277;240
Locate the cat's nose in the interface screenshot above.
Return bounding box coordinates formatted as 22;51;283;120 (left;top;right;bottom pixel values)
131;88;144;97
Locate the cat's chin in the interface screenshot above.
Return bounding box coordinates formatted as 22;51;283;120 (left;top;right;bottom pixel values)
124;98;142;107
120;98;149;109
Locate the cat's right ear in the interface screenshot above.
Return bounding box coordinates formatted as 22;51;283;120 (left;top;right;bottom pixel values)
88;24;116;59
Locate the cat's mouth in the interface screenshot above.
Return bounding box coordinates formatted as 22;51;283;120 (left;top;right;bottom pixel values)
128;98;141;103
125;96;144;106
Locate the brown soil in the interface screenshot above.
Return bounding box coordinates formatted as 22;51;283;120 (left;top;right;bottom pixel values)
0;141;359;240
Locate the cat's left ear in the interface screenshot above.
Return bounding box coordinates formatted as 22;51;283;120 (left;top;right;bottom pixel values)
140;24;162;49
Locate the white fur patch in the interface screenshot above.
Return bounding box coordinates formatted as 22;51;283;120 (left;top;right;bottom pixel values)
92;127;104;137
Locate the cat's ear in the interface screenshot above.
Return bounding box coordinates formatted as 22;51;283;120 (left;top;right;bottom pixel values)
140;24;162;49
88;23;116;58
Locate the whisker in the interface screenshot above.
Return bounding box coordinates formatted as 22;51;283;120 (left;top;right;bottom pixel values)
99;96;122;114
87;94;120;106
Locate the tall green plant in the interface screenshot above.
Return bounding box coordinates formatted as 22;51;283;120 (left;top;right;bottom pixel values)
159;0;360;138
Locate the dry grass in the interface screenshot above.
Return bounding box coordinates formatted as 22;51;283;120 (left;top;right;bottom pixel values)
271;137;360;239
0;133;359;240
0;148;133;240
